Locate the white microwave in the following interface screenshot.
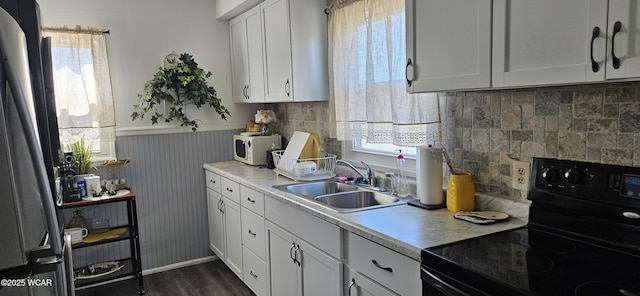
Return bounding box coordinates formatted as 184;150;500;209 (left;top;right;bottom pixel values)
233;134;281;165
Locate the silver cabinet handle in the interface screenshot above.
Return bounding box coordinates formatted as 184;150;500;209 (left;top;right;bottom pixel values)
289;242;297;263
218;199;224;214
348;278;355;296
371;259;393;272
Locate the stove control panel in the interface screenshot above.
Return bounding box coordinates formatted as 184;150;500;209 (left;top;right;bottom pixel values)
531;158;640;206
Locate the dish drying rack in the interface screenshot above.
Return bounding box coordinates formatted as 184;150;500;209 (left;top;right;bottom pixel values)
272;150;337;181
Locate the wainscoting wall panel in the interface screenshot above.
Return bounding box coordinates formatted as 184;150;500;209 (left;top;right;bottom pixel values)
67;129;241;271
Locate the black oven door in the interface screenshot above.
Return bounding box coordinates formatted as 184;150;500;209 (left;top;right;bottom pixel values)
422;265;488;296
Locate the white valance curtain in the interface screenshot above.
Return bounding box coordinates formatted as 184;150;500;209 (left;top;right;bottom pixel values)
43;28;116;150
328;0;441;147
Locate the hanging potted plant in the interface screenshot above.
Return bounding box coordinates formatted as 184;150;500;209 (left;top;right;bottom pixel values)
131;52;231;131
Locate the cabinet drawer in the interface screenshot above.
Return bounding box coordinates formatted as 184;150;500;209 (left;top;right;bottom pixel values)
205;170;221;193
240;185;265;216
348;233;420;296
241;207;266;259
242;246;267;296
265;197;341;258
221;177;240;204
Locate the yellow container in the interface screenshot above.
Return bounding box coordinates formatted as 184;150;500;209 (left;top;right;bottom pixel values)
446;172;475;212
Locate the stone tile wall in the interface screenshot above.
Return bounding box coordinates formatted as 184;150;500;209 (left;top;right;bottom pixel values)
272;82;640;203
441;82;640;202
270;101;342;156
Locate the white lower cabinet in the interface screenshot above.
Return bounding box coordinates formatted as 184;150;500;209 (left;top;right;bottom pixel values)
346;268;398;296
266;221;342;296
223;197;243;278
205;187;243;279
243;246;268;296
206;168;419;296
346;233;420;296
206;188;225;258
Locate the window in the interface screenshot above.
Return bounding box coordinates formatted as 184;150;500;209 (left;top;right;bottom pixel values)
44;29;116;161
328;0;440;172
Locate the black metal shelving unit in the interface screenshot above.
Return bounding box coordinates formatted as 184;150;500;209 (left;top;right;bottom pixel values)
61;192;144;294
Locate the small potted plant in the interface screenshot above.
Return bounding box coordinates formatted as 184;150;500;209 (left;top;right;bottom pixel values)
131;52;231;131
64;137;93;175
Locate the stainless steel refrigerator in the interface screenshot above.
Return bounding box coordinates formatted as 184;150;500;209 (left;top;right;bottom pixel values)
0;5;72;296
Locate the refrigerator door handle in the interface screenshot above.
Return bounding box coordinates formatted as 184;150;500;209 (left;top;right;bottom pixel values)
64;233;75;296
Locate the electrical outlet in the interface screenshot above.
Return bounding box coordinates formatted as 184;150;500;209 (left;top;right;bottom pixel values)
512;160;530;191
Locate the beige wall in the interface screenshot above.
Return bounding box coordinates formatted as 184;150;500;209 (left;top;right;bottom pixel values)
38;0;258;134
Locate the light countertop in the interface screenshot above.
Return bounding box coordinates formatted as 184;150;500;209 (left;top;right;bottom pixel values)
204;161;529;261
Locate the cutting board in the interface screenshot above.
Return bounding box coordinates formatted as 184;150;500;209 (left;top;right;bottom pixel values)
299;133;321;160
283;131;309;159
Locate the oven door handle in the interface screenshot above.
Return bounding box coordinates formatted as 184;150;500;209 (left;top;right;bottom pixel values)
422;267;473;296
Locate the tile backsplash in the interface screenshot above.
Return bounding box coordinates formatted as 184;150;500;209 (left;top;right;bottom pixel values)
272;82;640;203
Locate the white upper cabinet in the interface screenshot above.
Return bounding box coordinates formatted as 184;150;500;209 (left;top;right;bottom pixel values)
492;0;608;87
606;0;640;79
217;0;263;20
229;0;328;103
262;0;329;102
262;0;291;102
230;6;266;103
409;0;640;91
406;0;491;92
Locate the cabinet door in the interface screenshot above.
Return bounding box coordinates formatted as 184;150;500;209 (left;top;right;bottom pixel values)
245;6;266;102
406;0;491;92
492;0;608;87
206;188;225;259
262;0;292;102
607;0;640;79
223;197;243;279
298;239;342;296
230;15;249;103
350;274;398;296
266;221;299;296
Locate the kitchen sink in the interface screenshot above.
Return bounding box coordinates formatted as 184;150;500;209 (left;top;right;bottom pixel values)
273;181;407;212
314;191;400;211
272;181;359;198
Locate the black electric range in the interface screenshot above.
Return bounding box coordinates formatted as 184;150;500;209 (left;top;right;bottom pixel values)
421;158;640;296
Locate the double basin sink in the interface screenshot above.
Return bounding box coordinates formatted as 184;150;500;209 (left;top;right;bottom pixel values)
273;181;409;212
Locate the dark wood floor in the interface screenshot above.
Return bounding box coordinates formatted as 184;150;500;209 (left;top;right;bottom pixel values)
75;260;255;296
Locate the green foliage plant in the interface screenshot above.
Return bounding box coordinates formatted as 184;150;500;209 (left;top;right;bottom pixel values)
131;53;230;131
64;137;93;175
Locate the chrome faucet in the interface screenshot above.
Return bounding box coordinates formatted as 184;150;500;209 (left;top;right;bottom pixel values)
336;159;376;186
360;161;375;187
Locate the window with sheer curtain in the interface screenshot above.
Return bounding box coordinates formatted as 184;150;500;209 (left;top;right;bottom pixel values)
327;0;441;150
43;28;116;160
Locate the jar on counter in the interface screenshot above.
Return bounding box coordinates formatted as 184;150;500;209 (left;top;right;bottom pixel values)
446;172;475;212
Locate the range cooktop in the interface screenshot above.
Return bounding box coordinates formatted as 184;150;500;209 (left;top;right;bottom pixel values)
423;227;640;295
421;158;640;296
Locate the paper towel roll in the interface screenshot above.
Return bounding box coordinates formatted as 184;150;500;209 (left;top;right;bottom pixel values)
416;146;443;205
